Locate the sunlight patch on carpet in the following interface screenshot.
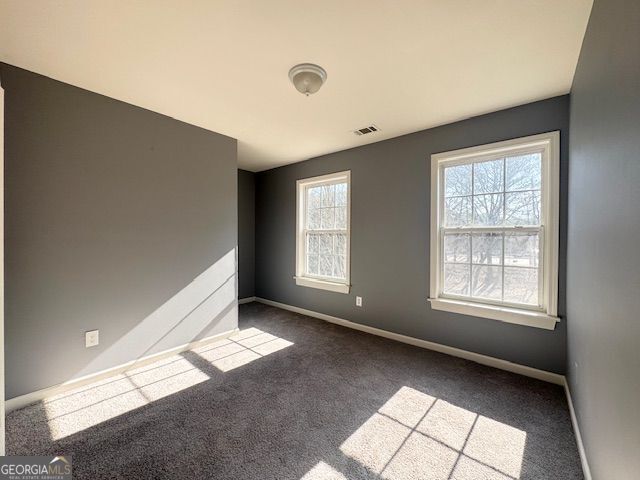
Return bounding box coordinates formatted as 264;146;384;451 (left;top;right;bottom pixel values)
336;386;525;480
39;327;293;440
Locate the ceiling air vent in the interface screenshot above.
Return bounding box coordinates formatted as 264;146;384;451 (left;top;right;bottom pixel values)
354;125;380;136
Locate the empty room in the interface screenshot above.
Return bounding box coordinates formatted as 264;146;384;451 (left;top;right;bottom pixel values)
0;0;638;478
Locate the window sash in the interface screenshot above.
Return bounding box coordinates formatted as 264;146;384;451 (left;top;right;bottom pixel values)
438;226;544;310
303;231;348;282
303;228;347;235
441;225;540;233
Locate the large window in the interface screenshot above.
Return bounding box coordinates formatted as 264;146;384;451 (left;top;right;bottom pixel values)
296;171;351;293
429;132;559;329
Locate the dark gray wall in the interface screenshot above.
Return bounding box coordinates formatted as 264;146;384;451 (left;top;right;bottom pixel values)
256;96;569;374
567;0;640;477
238;169;255;298
1;64;238;399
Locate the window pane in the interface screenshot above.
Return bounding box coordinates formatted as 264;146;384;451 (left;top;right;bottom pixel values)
506;153;541;192
308;186;322;209
505;191;541;226
472;233;503;265
335;183;348;206
307;233;320;254
473;159;504;194
473;193;504;226
445;196;472;226
306;255;318;275
471;265;502;301
505;232;539;267
319;234;333;255
335;206;347;229
307;208;320;229
319;255;333;277
444;264;470;296
445;164;472;197
333;255;346;279
444;234;470;263
334;234;347;256
320;207;335;229
321;185;335;207
504;267;538;305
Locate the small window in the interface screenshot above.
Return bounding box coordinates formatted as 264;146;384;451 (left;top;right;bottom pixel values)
296;171;351;294
429;132;560;330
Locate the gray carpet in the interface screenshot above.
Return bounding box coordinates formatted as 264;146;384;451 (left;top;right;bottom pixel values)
7;302;583;479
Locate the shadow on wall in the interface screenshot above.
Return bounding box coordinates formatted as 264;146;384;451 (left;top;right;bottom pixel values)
1;62;238;400
6;245;239;402
70;248;239;381
6;304;577;479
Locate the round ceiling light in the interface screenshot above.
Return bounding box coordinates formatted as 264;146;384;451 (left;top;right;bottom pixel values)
288;63;327;96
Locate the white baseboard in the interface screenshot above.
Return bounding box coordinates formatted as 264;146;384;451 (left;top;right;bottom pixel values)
255;297;564;385
5;327;239;413
564;378;592;480
238;296;256;304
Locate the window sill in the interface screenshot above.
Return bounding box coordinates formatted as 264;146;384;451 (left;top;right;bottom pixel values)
295;276;350;294
428;298;559;330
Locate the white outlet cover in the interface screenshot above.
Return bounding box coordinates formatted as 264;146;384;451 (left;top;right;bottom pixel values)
356;296;363;307
85;330;99;348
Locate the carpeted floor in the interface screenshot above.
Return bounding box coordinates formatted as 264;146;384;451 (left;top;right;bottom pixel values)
7;302;583;479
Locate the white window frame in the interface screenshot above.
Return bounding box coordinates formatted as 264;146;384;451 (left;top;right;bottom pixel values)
429;132;560;330
295;171;351;294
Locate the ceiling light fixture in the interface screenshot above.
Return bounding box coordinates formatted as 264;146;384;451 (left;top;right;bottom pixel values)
288;63;327;96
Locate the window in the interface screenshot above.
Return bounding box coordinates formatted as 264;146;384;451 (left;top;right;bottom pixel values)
429;132;560;330
296;171;351;293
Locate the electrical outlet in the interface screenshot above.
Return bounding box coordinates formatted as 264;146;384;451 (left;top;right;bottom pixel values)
356;296;363;307
85;330;99;348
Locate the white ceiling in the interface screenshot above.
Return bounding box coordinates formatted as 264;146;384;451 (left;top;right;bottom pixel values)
0;1;592;171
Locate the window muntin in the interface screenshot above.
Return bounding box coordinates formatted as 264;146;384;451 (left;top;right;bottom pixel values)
296;171;350;292
430;132;559;324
